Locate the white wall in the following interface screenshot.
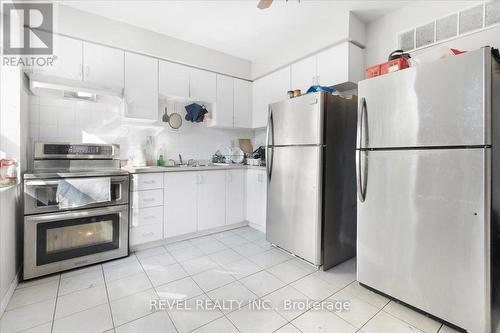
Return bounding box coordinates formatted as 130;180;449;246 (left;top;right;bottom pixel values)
28;95;254;163
57;5;252;80
365;1;500;66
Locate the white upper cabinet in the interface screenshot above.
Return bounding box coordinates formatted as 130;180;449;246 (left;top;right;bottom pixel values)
317;43;349;87
214;74;234;128
189;68;216;103
34;33;82;81
124;52;158;120
226;169;245;225
212;76;252;129
267;66;291;104
252;78;268;129
252;66;290;129
159;60;190;98
290;55;317;93
83;42;124;89
233;79;252;128
317;42;364;90
197;171;226;231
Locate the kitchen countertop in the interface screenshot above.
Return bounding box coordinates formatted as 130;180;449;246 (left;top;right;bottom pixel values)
123;164;266;174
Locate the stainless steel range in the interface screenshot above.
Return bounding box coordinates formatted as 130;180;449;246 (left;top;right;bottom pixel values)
23;142;129;280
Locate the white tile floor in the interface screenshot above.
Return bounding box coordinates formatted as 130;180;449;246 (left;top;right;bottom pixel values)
0;226;462;333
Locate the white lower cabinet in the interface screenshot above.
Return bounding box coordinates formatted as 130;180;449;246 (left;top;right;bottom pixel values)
131;169;253;246
197;171;226;231
130;173;164;246
163;172;198;238
130;224;163;246
246;169;267;230
130;206;163;228
131;189;163;209
226;169;245;225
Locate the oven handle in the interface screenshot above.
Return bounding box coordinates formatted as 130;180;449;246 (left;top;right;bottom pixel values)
25;176;129;187
24;205;128;223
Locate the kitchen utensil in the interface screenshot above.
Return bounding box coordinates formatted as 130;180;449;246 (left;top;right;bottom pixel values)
231;147;244;164
246;158;261;166
239;139;253;155
162;105;182;129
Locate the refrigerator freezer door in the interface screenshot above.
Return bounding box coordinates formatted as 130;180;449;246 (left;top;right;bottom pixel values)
357;48;490;149
268;92;324;146
266;145;322;265
357;148;490;333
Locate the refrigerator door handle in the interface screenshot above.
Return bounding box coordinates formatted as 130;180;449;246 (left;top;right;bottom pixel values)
357;97;368;148
266;107;274;181
356;150;367;202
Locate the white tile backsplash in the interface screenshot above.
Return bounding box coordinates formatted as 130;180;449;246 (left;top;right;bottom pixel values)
28;95;256;162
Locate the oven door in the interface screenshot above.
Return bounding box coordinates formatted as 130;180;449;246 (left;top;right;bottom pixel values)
24;205;129;279
24;175;129;215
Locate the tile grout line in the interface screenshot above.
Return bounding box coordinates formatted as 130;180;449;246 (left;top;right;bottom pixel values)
167;228;271;332
101;262;118;331
50;274;62;333
136;247;180;333
162;241;233;333
355;297;391;333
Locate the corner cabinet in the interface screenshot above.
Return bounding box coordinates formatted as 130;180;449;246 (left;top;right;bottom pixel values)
124;52;158;121
317;42;364;90
252;66;290;129
290;55;317;93
246;169;267;231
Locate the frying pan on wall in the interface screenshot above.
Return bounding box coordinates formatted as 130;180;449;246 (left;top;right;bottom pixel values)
162;105;182;129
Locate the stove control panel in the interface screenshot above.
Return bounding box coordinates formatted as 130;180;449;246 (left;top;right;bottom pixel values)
34;143;119;159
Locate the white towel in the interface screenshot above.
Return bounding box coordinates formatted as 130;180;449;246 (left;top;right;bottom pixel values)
57;177;111;209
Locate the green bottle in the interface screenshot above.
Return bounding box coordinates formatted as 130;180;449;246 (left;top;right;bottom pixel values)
157;154;165;166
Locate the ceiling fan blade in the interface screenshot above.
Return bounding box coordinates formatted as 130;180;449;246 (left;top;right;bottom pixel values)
257;0;273;9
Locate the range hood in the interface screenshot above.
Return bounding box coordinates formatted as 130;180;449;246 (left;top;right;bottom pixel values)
28;73;123;104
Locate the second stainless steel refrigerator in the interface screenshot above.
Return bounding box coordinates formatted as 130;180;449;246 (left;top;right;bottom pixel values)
266;92;357;269
357;47;500;333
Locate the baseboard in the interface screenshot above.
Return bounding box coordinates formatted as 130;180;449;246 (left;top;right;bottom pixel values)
248;222;266;233
0;268;20;318
130;221;249;252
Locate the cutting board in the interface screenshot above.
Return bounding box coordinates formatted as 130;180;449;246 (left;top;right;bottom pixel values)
239;139;253;155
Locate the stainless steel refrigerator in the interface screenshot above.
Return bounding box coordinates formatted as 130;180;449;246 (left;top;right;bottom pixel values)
266;92;357;269
357;47;500;333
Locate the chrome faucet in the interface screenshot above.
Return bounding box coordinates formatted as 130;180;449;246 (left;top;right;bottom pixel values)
179;154;183;165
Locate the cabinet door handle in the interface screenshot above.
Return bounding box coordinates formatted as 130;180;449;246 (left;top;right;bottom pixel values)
142;232;155;237
143;180;156;184
143;198;155;202
85;65;90;79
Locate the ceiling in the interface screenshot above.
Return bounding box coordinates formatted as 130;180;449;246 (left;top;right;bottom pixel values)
65;0;413;63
